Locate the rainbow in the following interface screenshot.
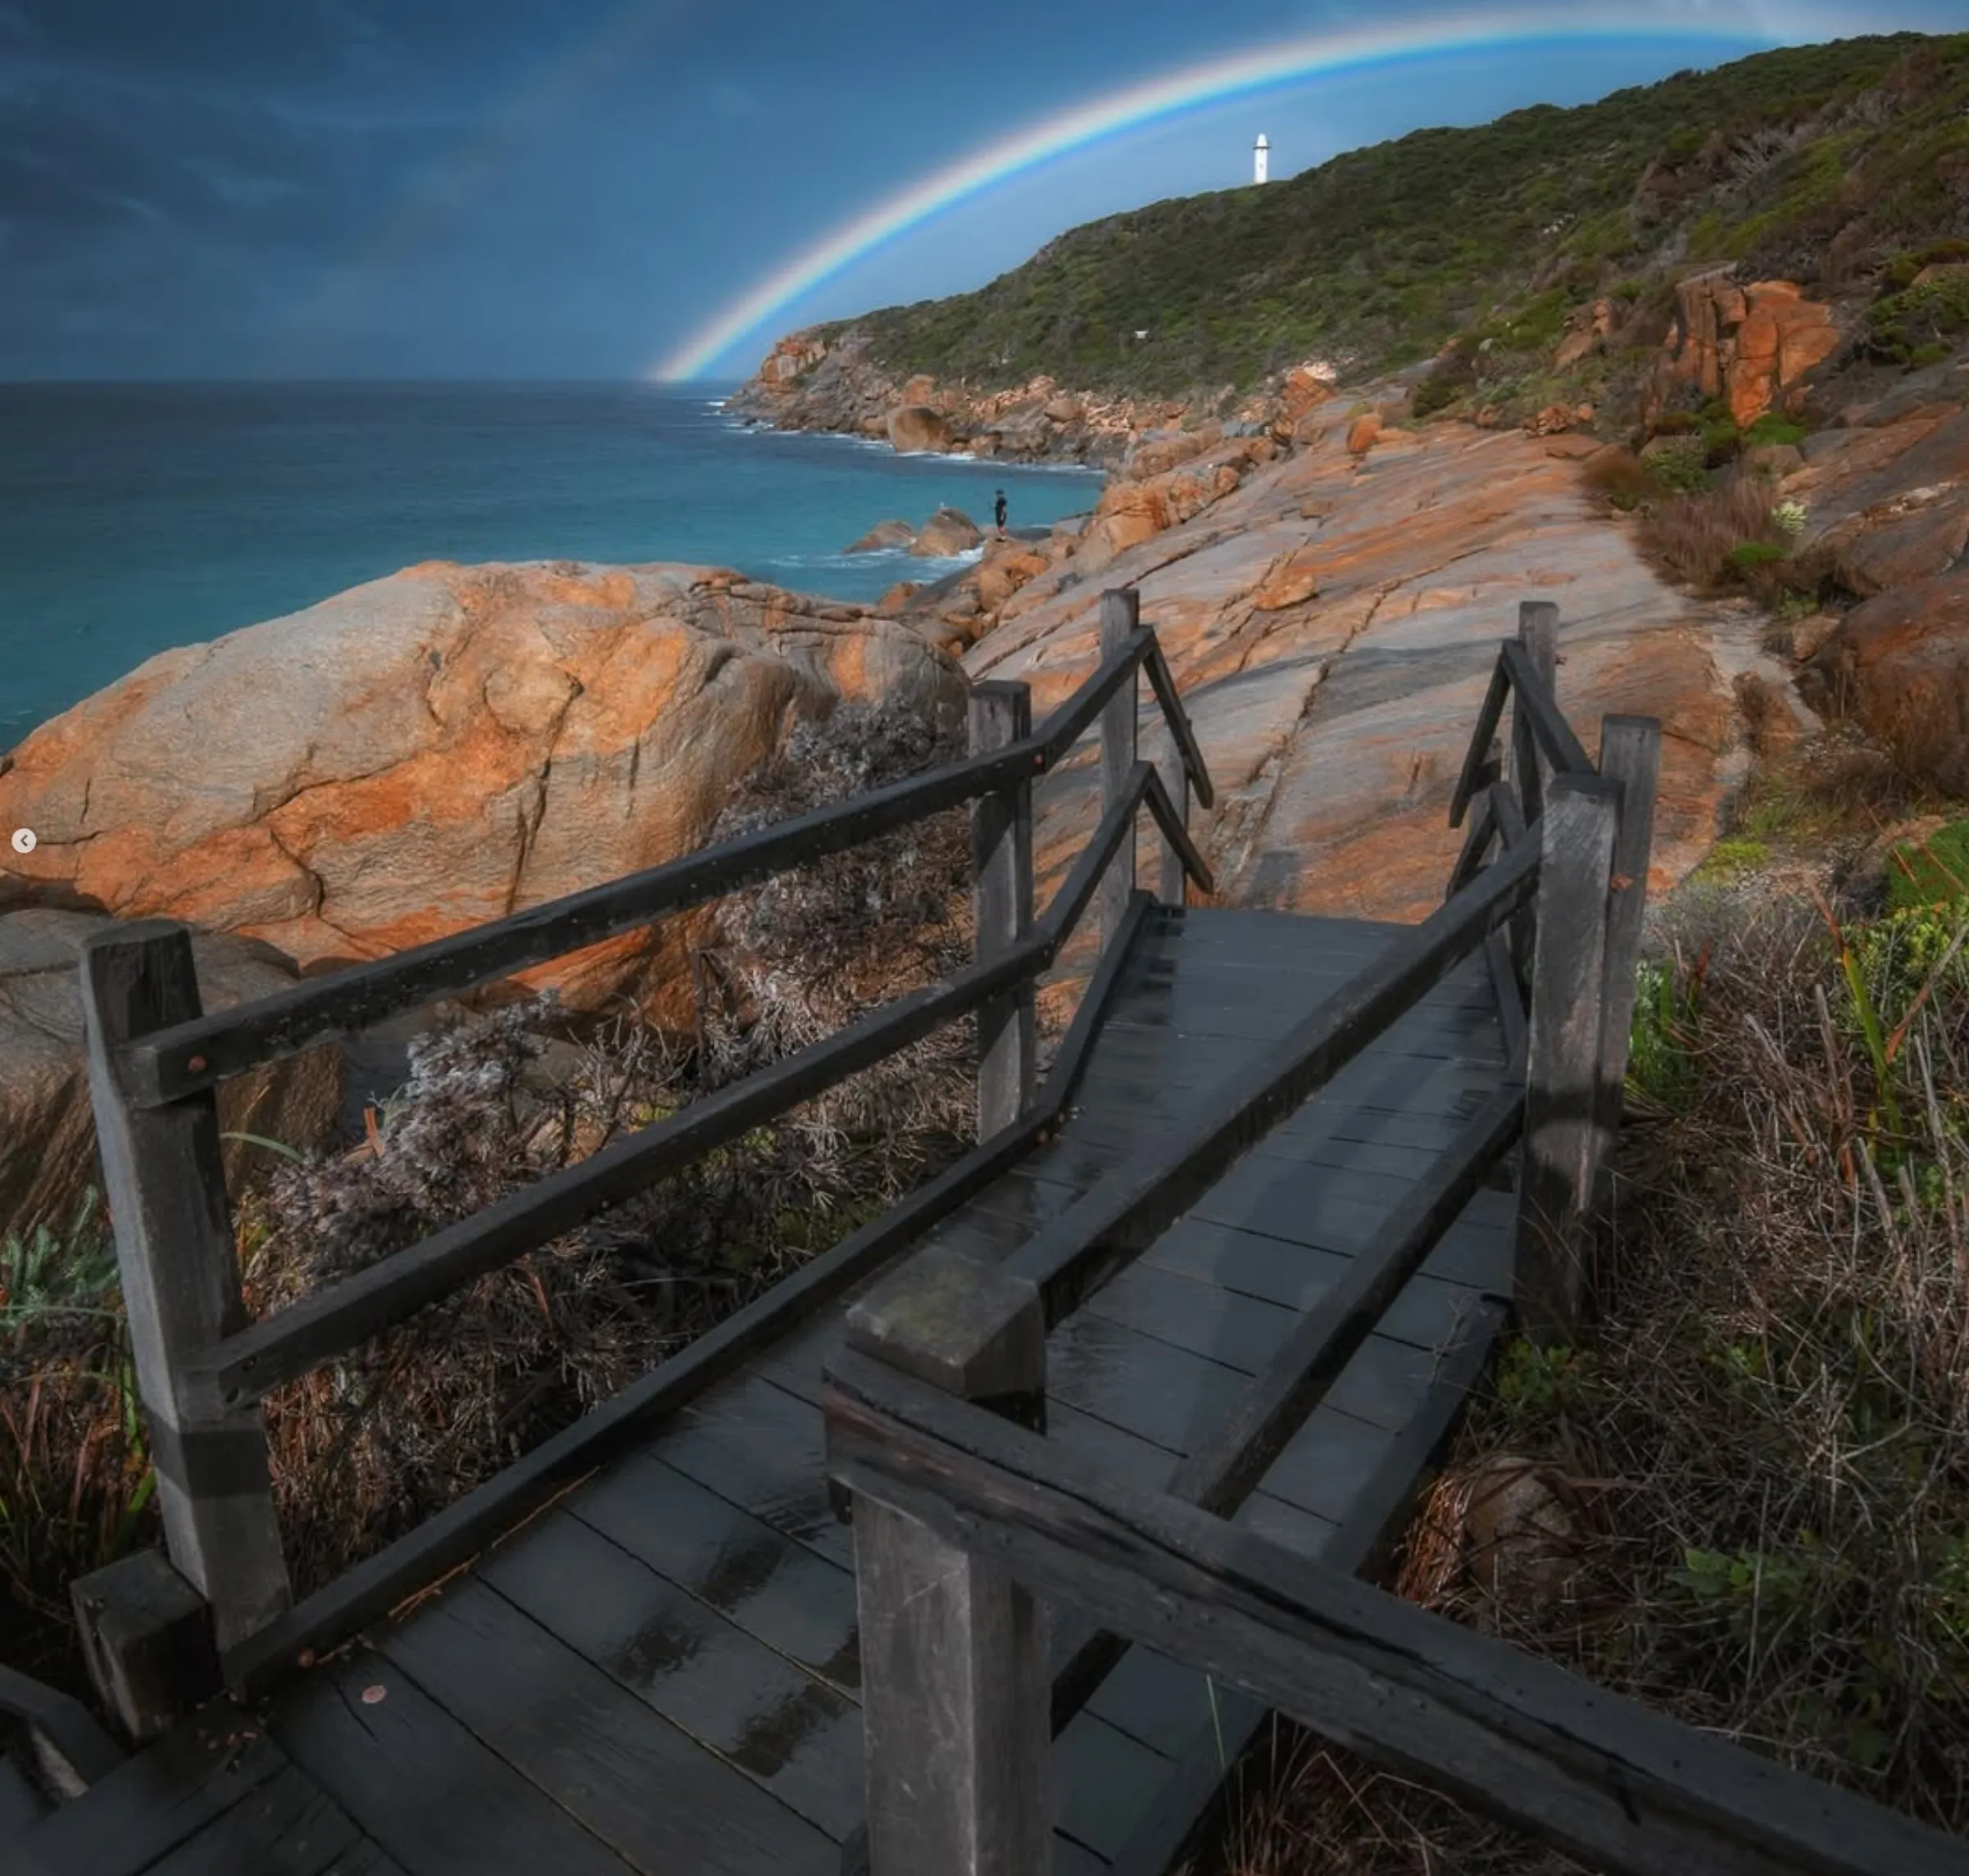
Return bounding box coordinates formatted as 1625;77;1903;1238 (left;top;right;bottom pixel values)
651;2;1876;383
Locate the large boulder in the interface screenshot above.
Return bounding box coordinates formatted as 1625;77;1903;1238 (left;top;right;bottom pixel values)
886;406;956;454
911;507;982;557
0;562;965;1022
845;519;916;554
1801;571;1969;795
0;909;344;1237
1642;271;1842;428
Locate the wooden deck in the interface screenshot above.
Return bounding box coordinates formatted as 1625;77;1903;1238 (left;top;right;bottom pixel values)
20;904;1521;1876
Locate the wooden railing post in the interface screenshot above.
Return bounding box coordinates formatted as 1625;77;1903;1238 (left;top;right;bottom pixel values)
1509;600;1560;985
1099;588;1139;948
1515;775;1620;1346
78;923;291;1663
971;682;1036;1135
1593;715;1663;1206
1155;729;1191;907
839;1252;1053;1876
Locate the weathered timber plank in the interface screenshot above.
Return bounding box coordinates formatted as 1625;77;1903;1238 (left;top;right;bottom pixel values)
374;1575;839;1871
316;1843;409;1876
656;1375;854;1572
265;1647;674;1876
1082;1262;1298;1376
565;1452;861;1693
143;1763;362;1876
965;1167;1091;1234
1082;1647;1234;1762
1250;1406;1401;1524
79;925;293;1656
477;1511;863;1840
1162;1082;1522;1516
16;1697;284;1876
1517;774;1618;1344
1053;1706;1169;1864
1045;1312;1250;1458
1501;636;1590;777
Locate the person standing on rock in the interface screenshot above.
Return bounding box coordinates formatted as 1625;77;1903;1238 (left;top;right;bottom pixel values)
994;489;1008;538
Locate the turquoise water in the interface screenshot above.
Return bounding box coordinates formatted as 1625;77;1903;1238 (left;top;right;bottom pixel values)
0;383;1102;749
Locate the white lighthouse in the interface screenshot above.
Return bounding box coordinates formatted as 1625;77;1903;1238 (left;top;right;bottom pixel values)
1254;133;1269;184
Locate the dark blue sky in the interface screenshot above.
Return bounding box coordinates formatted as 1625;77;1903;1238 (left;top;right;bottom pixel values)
0;1;1951;382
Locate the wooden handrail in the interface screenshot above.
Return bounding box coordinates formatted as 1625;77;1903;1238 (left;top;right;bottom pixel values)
993;832;1539;1324
211;759;1206;1403
828;596;1676;1876
823;1348;1969;1876
1500;639;1593;776
114;621;1211;1110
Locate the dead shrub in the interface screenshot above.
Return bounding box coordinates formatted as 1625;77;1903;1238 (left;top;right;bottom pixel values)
1579;444;1655;510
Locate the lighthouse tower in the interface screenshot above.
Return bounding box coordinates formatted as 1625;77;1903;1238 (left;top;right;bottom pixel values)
1254;133;1269;184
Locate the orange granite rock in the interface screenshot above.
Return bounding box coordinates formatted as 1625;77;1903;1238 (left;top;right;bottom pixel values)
0;563;964;1020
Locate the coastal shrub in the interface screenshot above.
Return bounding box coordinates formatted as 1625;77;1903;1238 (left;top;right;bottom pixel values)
1886;821;1969;910
846;34;1969;402
1636;474;1785;587
1382;890;1969;1833
1640;436;1709;493
1867;265;1969;363
1744;412;1811;447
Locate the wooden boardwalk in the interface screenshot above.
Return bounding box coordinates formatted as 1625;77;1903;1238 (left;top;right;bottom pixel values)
20;903;1519;1876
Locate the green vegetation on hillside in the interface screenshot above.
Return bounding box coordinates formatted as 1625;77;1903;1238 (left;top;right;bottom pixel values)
821;32;1969;399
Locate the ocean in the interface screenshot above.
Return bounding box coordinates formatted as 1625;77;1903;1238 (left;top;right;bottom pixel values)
0;382;1104;750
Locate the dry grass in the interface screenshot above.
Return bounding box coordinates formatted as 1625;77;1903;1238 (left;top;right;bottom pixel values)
1209;871;1969;1873
1636;473;1799;591
1;698;981;1702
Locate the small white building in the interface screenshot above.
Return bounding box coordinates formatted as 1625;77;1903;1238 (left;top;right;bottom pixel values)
1254;134;1269;185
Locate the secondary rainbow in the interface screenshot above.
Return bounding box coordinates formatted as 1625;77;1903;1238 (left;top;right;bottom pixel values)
651;2;1874;383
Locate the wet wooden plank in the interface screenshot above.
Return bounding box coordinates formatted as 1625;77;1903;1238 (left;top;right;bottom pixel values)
1081;1261;1297;1376
1052;1708;1170;1864
479;1510;864;1842
268;1652;639;1876
317;1843;409;1876
656;1374;855;1571
1082;1647;1231;1762
17;1698;285;1876
567;1452;860;1693
375;1577;837;1874
1054;1833;1108;1876
146;1763;362;1876
1140;1209;1509;1313
965;1167;1091;1233
1252;1404;1402;1525
1046;1312;1247;1457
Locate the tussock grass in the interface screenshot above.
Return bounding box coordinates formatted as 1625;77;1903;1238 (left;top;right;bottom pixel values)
1209;872;1969;1872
